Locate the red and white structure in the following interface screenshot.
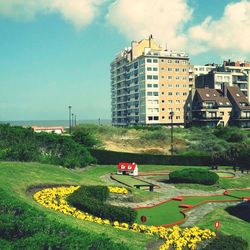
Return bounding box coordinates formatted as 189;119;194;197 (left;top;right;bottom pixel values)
117;162;138;176
32;126;65;134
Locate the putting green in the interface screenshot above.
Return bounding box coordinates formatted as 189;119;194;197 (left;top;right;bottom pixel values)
113;175;151;187
135;189;250;226
217;172;235;178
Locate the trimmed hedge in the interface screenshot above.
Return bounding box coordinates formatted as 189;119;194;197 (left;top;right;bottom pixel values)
169;168;219;185
204;235;248;250
67;185;137;224
90;149;213;166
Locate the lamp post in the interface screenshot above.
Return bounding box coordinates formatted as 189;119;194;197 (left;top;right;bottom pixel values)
75;114;77;127
68;105;72;134
72;113;74;130
170;111;174;156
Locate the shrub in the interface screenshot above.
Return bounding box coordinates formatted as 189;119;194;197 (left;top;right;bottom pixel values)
204;235;248;250
0;188;129;250
0;124;95;168
67;185;137;224
169;168;219;185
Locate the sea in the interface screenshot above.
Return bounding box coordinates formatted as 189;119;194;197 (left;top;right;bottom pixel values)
0;119;112;128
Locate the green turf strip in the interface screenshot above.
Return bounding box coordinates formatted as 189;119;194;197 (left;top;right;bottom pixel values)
113;175;150;187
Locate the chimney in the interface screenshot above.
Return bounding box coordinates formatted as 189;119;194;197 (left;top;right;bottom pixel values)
222;82;227;97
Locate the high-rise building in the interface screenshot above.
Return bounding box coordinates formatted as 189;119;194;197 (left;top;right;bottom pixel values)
111;36;190;126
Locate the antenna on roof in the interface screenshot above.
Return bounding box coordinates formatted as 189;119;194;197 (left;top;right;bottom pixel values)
149;34;153;48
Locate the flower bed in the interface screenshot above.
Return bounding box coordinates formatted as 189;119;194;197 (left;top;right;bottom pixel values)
34;185;215;250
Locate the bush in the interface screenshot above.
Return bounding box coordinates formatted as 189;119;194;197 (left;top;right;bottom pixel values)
0;124;95;168
213;127;246;143
204;235;248;250
169;168;219;185
67;185;137;224
72;127;101;148
0;188;129;250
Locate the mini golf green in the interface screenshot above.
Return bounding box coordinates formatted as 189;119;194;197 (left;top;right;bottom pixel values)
113;175;150;187
135;189;250;226
217;172;235;178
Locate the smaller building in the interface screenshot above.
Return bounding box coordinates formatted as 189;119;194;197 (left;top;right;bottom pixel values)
117;162;138;176
227;87;250;128
188;88;232;127
32;126;65;134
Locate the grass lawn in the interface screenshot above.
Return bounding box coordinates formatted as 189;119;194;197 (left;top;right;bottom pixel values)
1;161;250;249
216;172;235;178
197;207;250;245
0;162;156;250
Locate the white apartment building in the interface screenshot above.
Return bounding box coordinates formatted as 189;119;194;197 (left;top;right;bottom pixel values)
111;37;190;126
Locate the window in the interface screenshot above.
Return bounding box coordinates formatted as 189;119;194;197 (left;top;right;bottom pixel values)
168;59;172;63
220;112;224;116
175;76;180;80
147;75;152;80
153;59;158;63
153;84;158;88
168;108;173;111
161;76;165;79
176;92;180;96
161;92;164;95
168;92;172;96
206;94;210;97
182;68;187;72
168;76;172;80
161;59;164;62
175;60;179;64
176;84;180;88
183;92;187;96
183;76;187;80
147;67;152;71
162;116;165;119
153;75;158;80
175;68;180;72
154;108;159;112
147;58;152;63
148;116;153;120
176;100;180;104
153;92;158;96
168;84;172;88
162;100;165;103
147;84;152;88
161;67;164;71
176;108;180;112
162;108;165;111
153;116;159;120
153;67;158;71
168;68;172;72
168;100;172;104
176;116;181;119
147;92;152;96
236;93;240;97
161;83;164;87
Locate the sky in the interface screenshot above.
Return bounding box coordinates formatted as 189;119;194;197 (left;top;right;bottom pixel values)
0;0;250;121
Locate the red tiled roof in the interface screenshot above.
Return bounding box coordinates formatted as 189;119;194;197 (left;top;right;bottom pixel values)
32;126;65;131
117;162;137;171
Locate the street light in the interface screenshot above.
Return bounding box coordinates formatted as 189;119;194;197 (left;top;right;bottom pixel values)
68;105;72;134
72;113;74;129
75;114;77;127
170;111;174;156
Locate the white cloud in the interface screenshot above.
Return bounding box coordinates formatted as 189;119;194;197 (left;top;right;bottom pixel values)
188;1;250;57
0;0;104;29
106;0;192;50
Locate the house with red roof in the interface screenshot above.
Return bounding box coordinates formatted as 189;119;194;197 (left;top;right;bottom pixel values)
117;162;138;176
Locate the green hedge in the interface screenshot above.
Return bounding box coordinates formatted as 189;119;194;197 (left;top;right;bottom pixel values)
0;188;129;250
204;235;248;250
90;149;213;166
169;168;219;185
67;185;137;224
